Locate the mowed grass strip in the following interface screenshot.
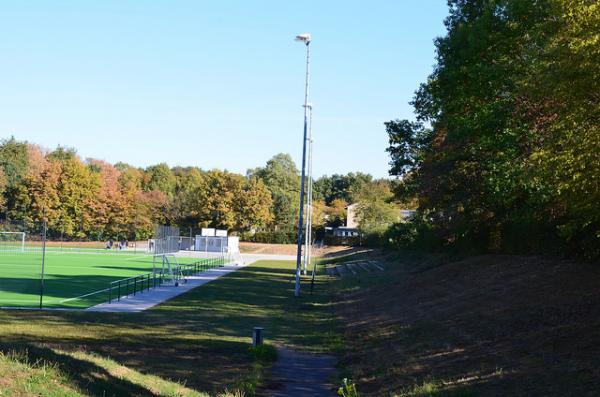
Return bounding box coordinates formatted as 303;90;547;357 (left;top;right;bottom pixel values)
0;260;338;396
0;252;208;308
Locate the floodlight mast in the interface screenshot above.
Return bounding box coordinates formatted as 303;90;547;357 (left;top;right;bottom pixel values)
294;33;311;297
303;103;314;276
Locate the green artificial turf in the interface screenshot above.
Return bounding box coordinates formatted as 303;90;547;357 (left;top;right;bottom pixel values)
0;250;215;309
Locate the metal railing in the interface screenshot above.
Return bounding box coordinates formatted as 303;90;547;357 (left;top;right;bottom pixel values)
107;255;227;304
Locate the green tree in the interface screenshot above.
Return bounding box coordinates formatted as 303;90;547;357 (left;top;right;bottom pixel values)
170;167;207;229
252;153;300;229
144;163;176;196
313;173;373;205
0;137;30;221
115;162;144;191
387;0;599;256
0;137;28;188
354;182;399;234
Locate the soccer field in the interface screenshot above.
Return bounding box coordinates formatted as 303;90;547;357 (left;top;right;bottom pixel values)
0;249;208;309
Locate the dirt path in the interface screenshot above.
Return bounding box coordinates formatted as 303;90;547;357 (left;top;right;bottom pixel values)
239;242;367;257
263;347;337;397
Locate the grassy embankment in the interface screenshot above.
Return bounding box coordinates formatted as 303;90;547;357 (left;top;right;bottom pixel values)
0;259;339;396
325;250;600;396
3;247;596;397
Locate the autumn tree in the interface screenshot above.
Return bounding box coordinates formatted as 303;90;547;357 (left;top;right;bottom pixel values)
52;150;100;238
131;190;169;239
170;167;207;229
326;198;348;227
236;177;273;231
87;160;132;239
115;162;144;191
25;145;61;229
386;0;599;257
354;181;399;234
310;200;328;229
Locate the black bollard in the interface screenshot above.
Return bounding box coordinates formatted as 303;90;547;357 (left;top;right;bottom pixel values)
252;327;264;347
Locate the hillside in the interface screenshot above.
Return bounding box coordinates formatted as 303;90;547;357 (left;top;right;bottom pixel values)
331;252;600;396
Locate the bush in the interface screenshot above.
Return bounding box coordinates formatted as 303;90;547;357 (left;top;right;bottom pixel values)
240;230;297;244
248;344;277;362
384;222;418;247
324;235;361;246
337;378;359;397
357;217;446;251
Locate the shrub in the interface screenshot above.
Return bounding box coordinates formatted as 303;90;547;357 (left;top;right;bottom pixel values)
324;235;361;246
338;378;359;397
247;344;277;362
240;230;297;244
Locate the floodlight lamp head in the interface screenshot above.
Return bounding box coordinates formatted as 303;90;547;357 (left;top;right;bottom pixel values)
295;33;311;44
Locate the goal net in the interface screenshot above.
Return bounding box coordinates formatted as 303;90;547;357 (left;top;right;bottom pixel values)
160;253;186;286
0;231;26;252
148;226;180;255
151;225;182;284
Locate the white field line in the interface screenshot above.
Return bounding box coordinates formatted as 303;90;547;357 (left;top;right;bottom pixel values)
59;287;111;304
42;251;148;257
0;255;152;267
123;255;154;261
39;252;144;258
0;252;148;263
0;264;151;271
0;299;45;303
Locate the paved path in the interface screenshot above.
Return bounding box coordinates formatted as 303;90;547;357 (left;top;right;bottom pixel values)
264;348;338;397
87;264;244;312
87;253;295;313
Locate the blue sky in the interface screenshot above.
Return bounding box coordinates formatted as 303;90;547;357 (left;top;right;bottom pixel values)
0;1;448;178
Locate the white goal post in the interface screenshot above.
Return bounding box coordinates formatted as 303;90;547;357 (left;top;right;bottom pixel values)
0;231;26;252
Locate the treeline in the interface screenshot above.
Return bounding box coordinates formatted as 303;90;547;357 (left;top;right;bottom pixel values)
0;138;398;241
385;0;599;258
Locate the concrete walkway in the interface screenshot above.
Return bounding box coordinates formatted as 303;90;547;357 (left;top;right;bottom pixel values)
264;347;338;397
87;253;296;313
87;264;244;313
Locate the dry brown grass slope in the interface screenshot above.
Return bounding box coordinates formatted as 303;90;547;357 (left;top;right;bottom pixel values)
330;252;600;396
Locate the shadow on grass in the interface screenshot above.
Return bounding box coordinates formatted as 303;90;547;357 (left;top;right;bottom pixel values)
0;342;156;396
0;260;338;393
